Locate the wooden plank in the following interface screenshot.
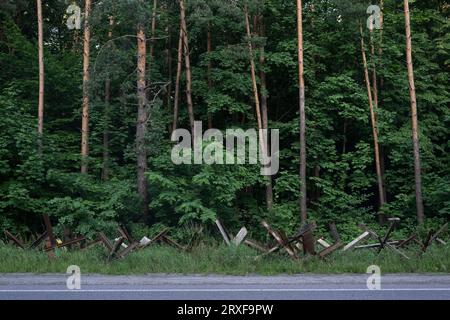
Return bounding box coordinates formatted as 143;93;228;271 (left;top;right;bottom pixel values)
4;230;25;249
397;234;417;248
302;230;316;255
355;241;401;249
261;220;297;259
428;223;448;246
255;244;282;260
118;242;140;258
82;239;103;250
118;224;134;243
98;232;113;251
318;242;343;258
232;227;248;246
385;242;409;260
150;228;170;243
44;237;86;252
381;219;399;247
108;237;124;261
162;235;185;251
215;219;231;245
42;214;56;247
29;231;48;249
244;239;268;253
343;231;370;251
317;238;331;248
291;222;316;240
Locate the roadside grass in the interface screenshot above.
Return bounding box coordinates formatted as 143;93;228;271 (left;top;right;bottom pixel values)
0;243;448;275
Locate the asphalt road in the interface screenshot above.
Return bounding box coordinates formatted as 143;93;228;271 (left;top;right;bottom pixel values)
0;274;449;300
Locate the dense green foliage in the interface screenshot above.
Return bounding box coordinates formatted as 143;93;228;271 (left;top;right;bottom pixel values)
0;0;448;242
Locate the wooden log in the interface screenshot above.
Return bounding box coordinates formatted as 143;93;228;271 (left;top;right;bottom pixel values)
162;235;185;251
42;214;56;247
428;223;448;246
82;239;103;250
343;231;370;251
98;232;113;251
318;242;343;258
118;224;134;243
151;228;170;243
397;234;417;248
108;237;124;261
261;220;297;259
381;218;399;247
302;230;316;255
4;230;25;249
44;237;86;252
355;241;400;249
232;227;248;246
29;231;48;249
244;239;268;253
118;242;140;258
215;219;231;245
317;238;331;248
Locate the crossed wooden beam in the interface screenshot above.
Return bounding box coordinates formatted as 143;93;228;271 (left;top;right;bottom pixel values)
98;225;189;261
258;220;342;260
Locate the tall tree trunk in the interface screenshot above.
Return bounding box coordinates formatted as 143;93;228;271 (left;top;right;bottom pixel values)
297;0;307;223
150;0;158;59
37;0;44;155
81;0;91;174
179;0;195;134
166;23;172;132
258;16;274;211
137;24;149;223
377;0;388;203
360;24;386;222
172;22;183;133
404;0;425;224
369;24;379;113
244;7;266;156
207;22;213;129
102;16;114;182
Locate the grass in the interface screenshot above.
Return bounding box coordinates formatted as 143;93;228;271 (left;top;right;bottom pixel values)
0;243;448;275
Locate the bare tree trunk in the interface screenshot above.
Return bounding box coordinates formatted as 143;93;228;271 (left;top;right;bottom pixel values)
404;0;425;224
297;0;307;223
81;0;91;174
102;16;114;182
258;16;274;211
150;0;158;59
378;0;388;203
369;26;379;112
207;22;213;129
179;0;195;134
244;7;266;160
244;7;273;213
37;0;44;155
360;24;386;223
166;23;172;132
137;25;149;223
172;23;183;133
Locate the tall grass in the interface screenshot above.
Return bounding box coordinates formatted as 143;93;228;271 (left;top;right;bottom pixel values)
0;243;448;275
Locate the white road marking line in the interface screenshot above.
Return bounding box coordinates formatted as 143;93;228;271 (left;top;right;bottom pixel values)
0;288;450;292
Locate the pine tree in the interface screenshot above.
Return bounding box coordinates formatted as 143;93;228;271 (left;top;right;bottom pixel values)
81;0;91;174
404;0;425;224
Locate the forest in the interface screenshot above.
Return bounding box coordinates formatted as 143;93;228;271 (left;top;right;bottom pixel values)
0;0;449;249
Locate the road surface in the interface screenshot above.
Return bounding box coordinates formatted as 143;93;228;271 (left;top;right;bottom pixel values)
0;274;449;300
